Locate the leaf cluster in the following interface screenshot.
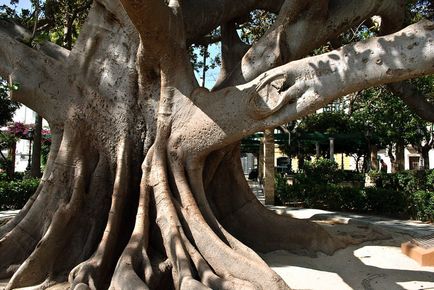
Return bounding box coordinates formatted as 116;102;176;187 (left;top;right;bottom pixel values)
0;79;20;127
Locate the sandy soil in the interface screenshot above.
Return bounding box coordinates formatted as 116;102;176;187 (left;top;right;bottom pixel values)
2;210;434;290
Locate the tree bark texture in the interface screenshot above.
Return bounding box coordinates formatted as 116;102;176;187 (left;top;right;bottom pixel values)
0;0;433;289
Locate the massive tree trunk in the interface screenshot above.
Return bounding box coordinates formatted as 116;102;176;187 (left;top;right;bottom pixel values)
0;0;433;289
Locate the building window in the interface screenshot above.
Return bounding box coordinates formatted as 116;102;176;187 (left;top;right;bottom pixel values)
409;156;420;170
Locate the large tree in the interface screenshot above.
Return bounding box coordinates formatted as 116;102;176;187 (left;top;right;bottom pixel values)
0;0;433;289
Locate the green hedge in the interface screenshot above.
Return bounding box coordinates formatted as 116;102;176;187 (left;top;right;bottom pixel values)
0;178;39;210
276;159;434;221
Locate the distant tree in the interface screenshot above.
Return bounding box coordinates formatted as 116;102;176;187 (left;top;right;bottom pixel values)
351;86;431;172
0;79;20;127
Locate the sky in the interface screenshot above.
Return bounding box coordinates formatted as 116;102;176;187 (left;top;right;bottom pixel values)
0;0;31;10
195;43;221;90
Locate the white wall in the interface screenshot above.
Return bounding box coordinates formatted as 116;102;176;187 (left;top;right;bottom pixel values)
12;106;49;172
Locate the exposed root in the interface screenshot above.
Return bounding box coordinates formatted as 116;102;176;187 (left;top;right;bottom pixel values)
3;128;114;289
69;138;138;290
151;153;199;288
179;221;258;290
205;146;346;256
167;148;289;290
186;157;271;268
110;148;154;290
5;154;92;289
0;127;64;239
0;128;66;279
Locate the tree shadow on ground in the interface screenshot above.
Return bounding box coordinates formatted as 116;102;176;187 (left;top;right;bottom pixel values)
262;219;434;290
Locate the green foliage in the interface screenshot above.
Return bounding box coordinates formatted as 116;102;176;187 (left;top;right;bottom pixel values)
276;159;365;210
0;131;17;150
364;187;408;217
41;142;50;166
411;191;434;221
0;131;17;174
280;112;367;159
0;178;39;210
353;87;423;146
297;158;340;184
1;0;91;48
239;10;276;44
0;79;20;127
276;158;434;221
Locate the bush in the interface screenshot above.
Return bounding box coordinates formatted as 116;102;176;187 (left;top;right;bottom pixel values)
0;178;39;210
409;190;434;222
364;187;408;217
276;159;433;221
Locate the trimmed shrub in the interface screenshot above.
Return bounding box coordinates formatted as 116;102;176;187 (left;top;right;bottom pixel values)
409;190;434;222
0;178;39;210
363;187;408;217
276;158;433;221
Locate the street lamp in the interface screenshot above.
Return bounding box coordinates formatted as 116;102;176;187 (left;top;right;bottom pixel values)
365;126;372;171
26;128;33;171
329;137;335;162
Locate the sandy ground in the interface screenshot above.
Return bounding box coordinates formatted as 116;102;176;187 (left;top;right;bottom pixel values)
259;207;434;290
1;208;434;290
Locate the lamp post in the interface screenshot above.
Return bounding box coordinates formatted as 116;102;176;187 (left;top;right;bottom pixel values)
329;137;335;162
26;128;33;171
365;127;371;171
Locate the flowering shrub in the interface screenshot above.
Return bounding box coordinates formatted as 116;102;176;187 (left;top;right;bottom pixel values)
6;122;33;139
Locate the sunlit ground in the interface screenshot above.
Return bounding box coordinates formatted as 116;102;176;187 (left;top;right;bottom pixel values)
265;244;434;290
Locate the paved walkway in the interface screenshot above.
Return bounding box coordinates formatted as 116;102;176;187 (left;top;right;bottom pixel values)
248;179;434;238
0;210;18;220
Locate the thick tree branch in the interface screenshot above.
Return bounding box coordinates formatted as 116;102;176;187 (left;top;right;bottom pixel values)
218;0;406;88
388;81;434;122
119;0;172;49
181;20;434;155
183;0;285;44
0;26;74;125
36;42;70;62
214;21;250;89
254;20;434;127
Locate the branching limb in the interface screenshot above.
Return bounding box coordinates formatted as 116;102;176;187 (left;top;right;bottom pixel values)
183;0;285;44
0;25;75;125
214;0;311;89
213;21;251;90
388;81;434;122
119;0;172;52
220;0;406;87
36;41;70;62
259;20;434;128
182;20;434;154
